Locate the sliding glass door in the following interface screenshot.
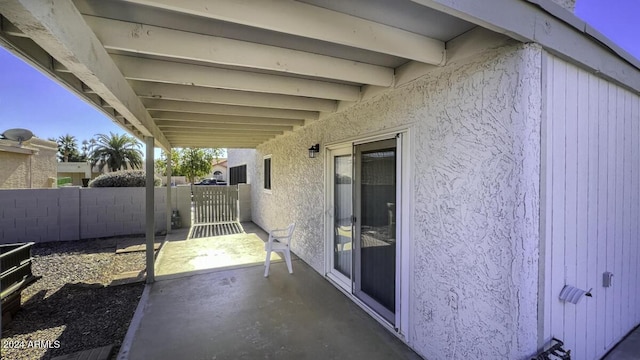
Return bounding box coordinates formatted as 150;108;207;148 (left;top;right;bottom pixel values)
354;139;397;324
327;138;398;326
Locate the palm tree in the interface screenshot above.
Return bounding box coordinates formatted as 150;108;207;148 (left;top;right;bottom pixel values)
89;132;143;172
80;138;96;161
57;134;79;162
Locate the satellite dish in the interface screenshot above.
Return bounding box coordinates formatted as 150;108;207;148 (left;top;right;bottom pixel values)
2;128;34;145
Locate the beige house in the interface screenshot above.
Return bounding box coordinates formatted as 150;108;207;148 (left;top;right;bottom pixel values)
0;137;57;189
57;160;143;186
57;161;94;186
210;158;227;181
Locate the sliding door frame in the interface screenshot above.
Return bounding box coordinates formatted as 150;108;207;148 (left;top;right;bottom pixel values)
323;127;413;339
325;144;354;292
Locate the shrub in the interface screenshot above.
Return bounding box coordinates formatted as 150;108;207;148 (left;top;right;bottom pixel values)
89;170;161;187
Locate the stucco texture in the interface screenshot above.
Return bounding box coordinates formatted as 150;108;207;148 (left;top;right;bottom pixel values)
227;149;256;185
0;138;57;189
0;151;31;188
249;43;541;359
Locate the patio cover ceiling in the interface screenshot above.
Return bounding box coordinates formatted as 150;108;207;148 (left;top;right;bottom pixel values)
2;0;639;152
0;0;475;151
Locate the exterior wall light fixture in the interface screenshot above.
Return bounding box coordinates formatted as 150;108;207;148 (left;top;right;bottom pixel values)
308;144;320;158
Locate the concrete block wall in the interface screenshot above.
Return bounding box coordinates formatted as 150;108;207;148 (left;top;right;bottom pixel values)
59;187;80;241
0;186;189;244
1;189;62;243
79;187;167;239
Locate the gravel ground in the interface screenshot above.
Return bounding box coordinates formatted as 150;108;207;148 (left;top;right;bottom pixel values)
1;237;148;360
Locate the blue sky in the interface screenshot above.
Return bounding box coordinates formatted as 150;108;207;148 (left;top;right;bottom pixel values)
0;45;159;155
0;0;638;159
575;0;639;59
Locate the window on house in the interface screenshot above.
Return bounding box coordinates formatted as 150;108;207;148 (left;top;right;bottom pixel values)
264;156;271;190
229;165;247;185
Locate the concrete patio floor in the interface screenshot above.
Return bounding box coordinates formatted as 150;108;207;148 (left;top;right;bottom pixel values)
602;326;640;360
117;222;419;359
120;254;420;359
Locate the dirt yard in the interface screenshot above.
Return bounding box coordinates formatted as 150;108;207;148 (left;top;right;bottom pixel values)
1;236;150;360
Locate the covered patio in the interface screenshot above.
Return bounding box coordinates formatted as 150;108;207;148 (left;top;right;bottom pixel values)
0;0;479;289
3;1;640;359
120;223;420;360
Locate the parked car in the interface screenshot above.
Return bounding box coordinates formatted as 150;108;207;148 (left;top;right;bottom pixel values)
194;178;227;186
194;178;218;185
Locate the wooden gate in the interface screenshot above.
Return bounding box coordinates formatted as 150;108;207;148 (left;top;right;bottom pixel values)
192;186;239;225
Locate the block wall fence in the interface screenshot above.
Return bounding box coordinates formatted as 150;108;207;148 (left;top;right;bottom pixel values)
0;185;193;244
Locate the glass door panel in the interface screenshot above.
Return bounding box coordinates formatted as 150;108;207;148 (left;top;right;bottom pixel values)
333;154;352;278
354;139;397;324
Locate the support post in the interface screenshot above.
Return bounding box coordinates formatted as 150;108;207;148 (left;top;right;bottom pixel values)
166;149;172;234
145;136;155;284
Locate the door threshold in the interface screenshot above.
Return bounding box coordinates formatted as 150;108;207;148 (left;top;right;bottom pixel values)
324;274;406;343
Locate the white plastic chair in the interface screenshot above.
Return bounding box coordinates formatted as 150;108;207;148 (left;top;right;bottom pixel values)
264;223;295;277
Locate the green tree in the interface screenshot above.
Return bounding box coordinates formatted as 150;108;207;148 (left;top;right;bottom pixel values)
155;148;221;183
89;132;143;172
210;148;224;163
55;134;84;162
178;148;214;184
155;150;182;176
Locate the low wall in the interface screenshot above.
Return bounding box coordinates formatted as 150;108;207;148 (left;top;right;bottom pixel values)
172;185;192;228
238;184;251;222
0;186;189;244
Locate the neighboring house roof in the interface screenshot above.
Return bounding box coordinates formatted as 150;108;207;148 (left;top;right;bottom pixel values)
213;159;228;167
0;140;37;155
0;0;637;151
0;137;56;155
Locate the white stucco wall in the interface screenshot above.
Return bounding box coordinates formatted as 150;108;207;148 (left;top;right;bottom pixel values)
410;44;541;360
250;43;542;359
227;149;256;185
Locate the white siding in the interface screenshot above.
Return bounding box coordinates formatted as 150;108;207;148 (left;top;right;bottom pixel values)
542;54;640;359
